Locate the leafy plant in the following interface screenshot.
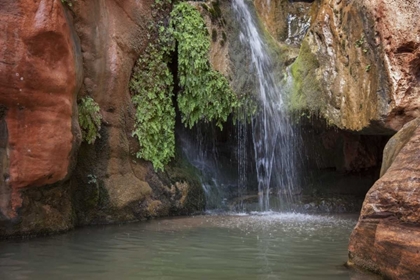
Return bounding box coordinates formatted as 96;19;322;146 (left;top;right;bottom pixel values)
129;0;175;171
78;96;102;144
129;1;239;170
355;35;365;48
171;2;238;129
87;174;97;185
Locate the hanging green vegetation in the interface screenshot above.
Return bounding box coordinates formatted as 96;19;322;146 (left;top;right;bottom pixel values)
130;1;239;170
78;96;102;144
129;0;175;171
171;2;238;129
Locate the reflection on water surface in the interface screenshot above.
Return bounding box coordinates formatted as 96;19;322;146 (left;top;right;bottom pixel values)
0;213;379;280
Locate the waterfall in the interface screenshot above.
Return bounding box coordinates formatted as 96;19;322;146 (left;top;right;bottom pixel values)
178;124;237;211
236;119;248;211
232;0;300;211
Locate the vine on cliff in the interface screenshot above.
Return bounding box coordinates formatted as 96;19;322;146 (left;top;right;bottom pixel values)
130;1;238;170
78;96;102;144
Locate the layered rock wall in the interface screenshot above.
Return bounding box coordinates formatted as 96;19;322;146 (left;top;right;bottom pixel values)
284;0;420;277
69;0;156;224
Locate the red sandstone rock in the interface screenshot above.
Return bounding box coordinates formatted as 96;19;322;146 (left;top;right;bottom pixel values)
348;118;420;278
70;0;204;224
0;0;80;218
363;0;420;130
70;0;156;214
0;0;204;236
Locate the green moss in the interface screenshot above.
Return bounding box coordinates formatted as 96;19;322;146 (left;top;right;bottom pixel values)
355;35;365;48
289;39;323;112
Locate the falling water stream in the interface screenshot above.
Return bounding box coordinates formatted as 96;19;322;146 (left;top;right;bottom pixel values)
233;0;300;211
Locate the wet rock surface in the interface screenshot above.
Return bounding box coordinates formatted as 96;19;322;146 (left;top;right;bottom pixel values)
254;0;313;44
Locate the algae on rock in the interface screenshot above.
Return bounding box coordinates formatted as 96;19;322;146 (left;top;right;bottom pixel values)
289;39;323;113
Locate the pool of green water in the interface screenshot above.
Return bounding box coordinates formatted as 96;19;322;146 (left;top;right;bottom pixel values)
0;213;379;279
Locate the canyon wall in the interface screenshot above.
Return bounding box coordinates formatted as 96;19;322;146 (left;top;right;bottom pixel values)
256;0;420;133
0;0;204;237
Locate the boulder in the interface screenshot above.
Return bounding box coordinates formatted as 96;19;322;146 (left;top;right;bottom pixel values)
348;118;420;278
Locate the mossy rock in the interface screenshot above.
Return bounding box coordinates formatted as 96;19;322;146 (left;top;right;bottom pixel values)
158;149;206;214
289;39;323;113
